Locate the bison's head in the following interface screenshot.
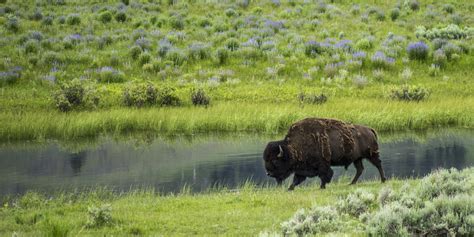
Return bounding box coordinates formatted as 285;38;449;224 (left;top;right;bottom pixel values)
263;141;293;185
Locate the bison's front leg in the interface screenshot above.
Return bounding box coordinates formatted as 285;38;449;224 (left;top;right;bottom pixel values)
288;174;306;191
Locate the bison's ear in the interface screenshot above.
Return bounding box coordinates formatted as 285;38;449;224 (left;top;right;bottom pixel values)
277;145;284;158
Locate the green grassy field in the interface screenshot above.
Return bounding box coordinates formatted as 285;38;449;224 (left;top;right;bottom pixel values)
1;0;473;141
1;167;472;236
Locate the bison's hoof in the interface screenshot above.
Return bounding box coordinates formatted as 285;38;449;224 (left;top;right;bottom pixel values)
381;178;387;183
288;186;295;191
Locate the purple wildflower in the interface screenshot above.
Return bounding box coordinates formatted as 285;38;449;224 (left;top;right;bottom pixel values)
135;37;151;50
407;41;429;60
352;51;367;60
371;51;395;68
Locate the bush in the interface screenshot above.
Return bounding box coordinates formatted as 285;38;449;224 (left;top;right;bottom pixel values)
407;42;429;61
390;8;400;21
123;82;157;107
371;51;395;69
415;24;470;40
138;52;152;65
129;45;142;60
66;13;81;25
41;16;54;26
390;85;429;102
441;43;461;60
158;86;181;106
304;40;322;57
97;66;125;83
352;74;368;88
0;67;22;86
337;189;376;217
216;47;229;65
443;4;455;14
98;11;112;23
166;49;187;66
5;17;20;32
52;79;99;112
42;51;63;65
86;204;112;228
188;43;210;61
408;0;420;11
115;11;127;22
169;16;184;30
366;202;410;236
433;49;447;67
297;92;327;105
191;88;210;106
30;10;43;21
281;207;342;235
225;38;240;51
24;40;40;54
355;37;374;50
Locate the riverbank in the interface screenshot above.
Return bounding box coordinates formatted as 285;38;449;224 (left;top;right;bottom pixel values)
1;168;472;236
2;96;474;141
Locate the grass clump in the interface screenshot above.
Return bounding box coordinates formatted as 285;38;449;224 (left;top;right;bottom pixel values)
281;207;342;236
297;92;327;105
86;204;113;228
52;79;99;112
390;85;429;102
191;88;210;106
123;82;157;107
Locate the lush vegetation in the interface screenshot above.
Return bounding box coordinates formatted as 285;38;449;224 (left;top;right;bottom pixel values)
1;0;473;140
0;168;472;236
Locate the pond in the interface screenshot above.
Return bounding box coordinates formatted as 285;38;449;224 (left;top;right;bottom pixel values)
0;129;473;196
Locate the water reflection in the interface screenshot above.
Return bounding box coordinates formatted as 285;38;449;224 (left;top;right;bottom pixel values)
0;129;473;196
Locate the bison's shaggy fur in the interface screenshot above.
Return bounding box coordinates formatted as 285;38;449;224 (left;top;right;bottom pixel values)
263;118;386;191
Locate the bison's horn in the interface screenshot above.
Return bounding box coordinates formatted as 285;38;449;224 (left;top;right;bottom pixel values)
277;145;284;158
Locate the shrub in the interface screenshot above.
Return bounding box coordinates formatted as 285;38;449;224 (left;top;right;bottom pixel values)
158;86;181;106
432;38;448;50
225;8;237;17
188;43;210;61
390;85;429;101
97;66;125;83
337;189;376;217
375;10;385;21
123;82;157;107
66;13;81;25
166;49;187;66
41;16;54;26
0;67;22;86
138;52;152;65
371;51;395;69
355;37;374;50
5;17;20;32
169;16;184;30
99;11;112;23
415;24;470;40
24;40;40;54
441;43;461;60
297;92;327;105
225;38;240;51
191;88;210;106
408;0;420;11
433;49;447;67
57;16;66;24
366;202;410;236
86;204;112;228
304;40;322;57
407;42;429;61
129;45;142;60
30;10;43;21
428;64;440;76
352;74;368;88
42;51;63;65
115;11;127;22
52;79;99;112
281;207;342;235
216;47;229;65
372;69;385;82
390;8;400;21
443;4;455;14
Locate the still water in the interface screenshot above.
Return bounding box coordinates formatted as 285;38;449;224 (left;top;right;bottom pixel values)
0;129;473;196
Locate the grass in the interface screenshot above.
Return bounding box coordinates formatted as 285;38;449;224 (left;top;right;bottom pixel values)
2;166;472;236
0;0;473;141
0;177;411;236
2;97;474;141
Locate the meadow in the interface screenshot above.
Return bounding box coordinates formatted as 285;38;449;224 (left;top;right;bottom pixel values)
0;0;473;141
0;168;472;236
1;0;473;235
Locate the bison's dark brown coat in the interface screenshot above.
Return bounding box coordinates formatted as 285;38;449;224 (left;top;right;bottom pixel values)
263;118;386;190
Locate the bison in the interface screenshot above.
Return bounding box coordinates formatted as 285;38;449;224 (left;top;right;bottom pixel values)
263;118;386;191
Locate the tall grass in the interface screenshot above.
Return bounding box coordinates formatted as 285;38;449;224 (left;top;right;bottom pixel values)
2;98;473;141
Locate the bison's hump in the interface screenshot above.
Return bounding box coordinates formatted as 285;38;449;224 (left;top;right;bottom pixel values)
284;118;356;163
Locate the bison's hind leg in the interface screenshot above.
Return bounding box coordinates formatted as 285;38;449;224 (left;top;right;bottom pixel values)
350;159;364;185
367;155;387;183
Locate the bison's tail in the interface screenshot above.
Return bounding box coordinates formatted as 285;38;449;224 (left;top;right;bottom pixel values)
370;128;378;140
